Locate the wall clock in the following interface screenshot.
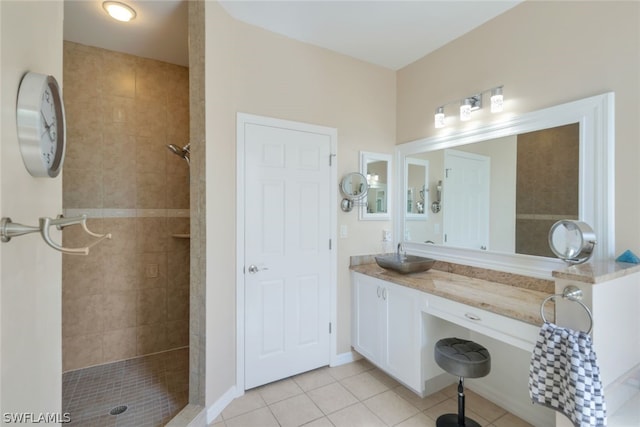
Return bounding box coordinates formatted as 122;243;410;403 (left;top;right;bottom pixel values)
16;71;66;177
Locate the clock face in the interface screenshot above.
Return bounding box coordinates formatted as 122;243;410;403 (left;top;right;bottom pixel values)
41;84;59;169
17;72;66;177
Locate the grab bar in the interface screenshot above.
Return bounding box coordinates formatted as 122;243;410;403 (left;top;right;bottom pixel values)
0;214;111;256
540;285;593;334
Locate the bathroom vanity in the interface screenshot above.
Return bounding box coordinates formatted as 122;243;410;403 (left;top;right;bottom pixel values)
350;256;640;426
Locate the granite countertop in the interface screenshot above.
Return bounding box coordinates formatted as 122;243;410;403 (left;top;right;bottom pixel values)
552;260;640;284
351;262;554;326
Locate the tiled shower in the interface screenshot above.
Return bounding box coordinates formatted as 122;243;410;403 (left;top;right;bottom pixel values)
61;41;190;422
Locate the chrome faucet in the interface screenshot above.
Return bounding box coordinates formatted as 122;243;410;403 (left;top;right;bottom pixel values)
397;242;406;260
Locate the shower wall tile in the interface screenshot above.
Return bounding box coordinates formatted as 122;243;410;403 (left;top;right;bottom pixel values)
135;99;167;138
102;51;136;99
63;334;103;372
62;256;104;299
103;173;137;208
103;254;137;292
167;173;190;209
102;328;137;362
167;320;189;348
63;43;101;102
137;288;167;326
137;324;168;355
168;287;189;321
135;58;169;102
104;95;136;125
63;168;104;208
65;134;103;171
137;217;168;253
102;218;136;256
136;136;167;174
63;295;105;337
64;98;104;140
63;42;190;371
166;63;189;106
103;291;137;330
138;252;168;290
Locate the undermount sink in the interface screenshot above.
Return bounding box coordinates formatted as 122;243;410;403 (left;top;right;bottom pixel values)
375;254;436;274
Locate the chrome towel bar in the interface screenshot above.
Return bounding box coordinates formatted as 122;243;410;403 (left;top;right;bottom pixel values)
540;285;593;334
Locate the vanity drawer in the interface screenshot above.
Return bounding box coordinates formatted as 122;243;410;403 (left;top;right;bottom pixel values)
423;293;539;352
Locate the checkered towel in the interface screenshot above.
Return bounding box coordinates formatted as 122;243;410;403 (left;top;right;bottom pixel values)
529;322;606;426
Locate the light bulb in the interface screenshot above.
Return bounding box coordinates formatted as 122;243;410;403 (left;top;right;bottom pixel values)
103;1;137;22
460;99;472;121
435;106;445;128
491;87;503;113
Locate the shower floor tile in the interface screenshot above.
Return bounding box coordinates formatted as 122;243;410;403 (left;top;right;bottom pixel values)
62;347;188;426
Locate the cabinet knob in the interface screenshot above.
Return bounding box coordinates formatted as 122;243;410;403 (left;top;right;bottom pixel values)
464;312;481;321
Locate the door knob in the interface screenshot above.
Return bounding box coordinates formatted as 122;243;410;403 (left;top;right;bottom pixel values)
247;264;268;274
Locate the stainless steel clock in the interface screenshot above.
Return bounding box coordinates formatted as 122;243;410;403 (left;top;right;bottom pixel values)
16;72;66;177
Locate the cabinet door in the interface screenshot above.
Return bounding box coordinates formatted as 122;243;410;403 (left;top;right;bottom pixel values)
383;282;422;391
352;273;383;363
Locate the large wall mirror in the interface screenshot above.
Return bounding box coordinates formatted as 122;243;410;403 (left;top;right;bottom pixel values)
395;93;614;276
360;151;392;220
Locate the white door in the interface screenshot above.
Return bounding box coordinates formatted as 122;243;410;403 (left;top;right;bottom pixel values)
243;120;332;389
442;149;490;250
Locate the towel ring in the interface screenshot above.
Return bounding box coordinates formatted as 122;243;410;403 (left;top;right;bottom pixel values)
540;285;593;334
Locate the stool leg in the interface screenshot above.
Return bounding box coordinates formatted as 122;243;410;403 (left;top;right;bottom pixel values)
436;377;482;427
457;377;465;426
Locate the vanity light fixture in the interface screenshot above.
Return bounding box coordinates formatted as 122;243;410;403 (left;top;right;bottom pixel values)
103;1;137;22
460;98;472;121
435;106;445;128
434;86;504;128
491;86;504;113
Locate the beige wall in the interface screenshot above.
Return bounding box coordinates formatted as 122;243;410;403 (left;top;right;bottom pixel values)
397;0;640;255
0;0;63;416
61;42;190;371
204;1;397;404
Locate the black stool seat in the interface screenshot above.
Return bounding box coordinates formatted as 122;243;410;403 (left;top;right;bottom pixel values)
434;338;491;427
435;338;491;378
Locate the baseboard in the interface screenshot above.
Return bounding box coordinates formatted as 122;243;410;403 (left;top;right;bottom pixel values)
330;350;361;367
206;385;240;424
468;381;554;427
422;373;455;398
604;362;640;416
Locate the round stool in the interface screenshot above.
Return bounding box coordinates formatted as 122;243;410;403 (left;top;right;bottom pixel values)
434;338;491;427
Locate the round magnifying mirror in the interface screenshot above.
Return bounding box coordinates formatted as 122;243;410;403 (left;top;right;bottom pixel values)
548;220;597;264
340;172;368;199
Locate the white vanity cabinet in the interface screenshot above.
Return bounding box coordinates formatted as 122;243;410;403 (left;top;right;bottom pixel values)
351;272;423;393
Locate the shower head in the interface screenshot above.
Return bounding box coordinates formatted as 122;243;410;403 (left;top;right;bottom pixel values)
167;143;190;165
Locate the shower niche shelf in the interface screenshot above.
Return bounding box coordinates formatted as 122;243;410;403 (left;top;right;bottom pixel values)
171;234;190;239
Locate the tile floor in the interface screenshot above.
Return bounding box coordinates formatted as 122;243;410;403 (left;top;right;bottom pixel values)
210;358;533;427
62;347;188;426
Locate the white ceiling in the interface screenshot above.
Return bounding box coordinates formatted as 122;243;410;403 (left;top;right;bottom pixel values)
64;0;523;70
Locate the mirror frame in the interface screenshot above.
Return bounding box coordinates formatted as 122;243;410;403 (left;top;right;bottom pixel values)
395;92;614;278
360;151;392;221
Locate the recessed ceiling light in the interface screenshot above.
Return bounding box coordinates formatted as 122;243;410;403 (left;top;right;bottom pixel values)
102;1;137;22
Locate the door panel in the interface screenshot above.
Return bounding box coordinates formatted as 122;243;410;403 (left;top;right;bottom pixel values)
443;149;490;250
244;122;332;389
